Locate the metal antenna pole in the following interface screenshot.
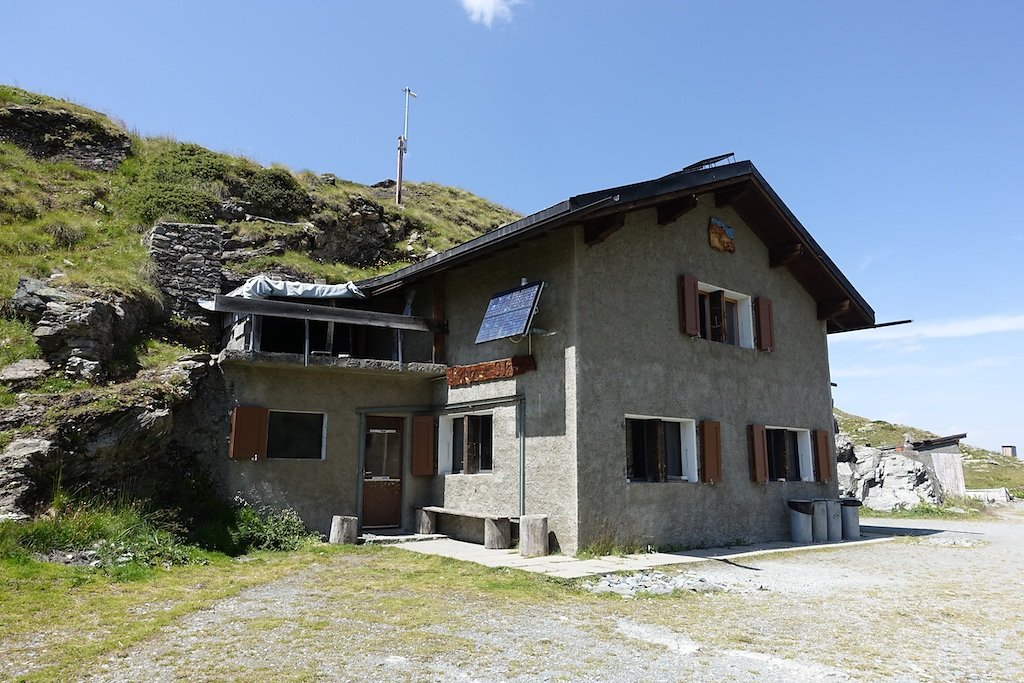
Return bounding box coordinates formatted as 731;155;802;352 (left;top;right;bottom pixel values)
395;87;417;206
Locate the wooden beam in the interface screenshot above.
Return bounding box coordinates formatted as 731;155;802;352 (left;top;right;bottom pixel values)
818;299;851;321
656;195;697;225
432;274;446;364
769;243;804;267
714;186;748;207
207;295;440;332
583;213;626;246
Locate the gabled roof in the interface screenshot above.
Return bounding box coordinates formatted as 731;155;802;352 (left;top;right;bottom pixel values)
361;161;875;332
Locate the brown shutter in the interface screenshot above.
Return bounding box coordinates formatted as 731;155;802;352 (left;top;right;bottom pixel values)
411;415;436;476
755;296;775;352
813;429;832;483
748;424;768;483
229;406;268;460
678;274;700;337
709;290;726;342
699;420;722;483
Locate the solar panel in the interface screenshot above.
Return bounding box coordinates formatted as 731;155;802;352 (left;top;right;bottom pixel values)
474;281;545;344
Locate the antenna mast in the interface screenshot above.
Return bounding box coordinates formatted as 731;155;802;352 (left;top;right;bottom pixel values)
395;87;417;206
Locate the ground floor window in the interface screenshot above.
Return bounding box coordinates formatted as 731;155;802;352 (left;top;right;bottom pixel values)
765;427;812;481
267;411;326;459
440;413;493;474
625;416;698;482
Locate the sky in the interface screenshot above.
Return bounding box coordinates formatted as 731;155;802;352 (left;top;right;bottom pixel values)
2;1;1022;451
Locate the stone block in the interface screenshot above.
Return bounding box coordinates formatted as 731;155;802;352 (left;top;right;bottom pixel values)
416;509;437;535
519;514;548;557
329;515;358;545
484;517;511;549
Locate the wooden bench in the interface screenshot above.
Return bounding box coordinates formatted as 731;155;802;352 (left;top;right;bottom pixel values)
417;506;513;549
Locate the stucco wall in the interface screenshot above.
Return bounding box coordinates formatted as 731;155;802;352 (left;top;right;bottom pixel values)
572;196;838;550
209;361;435;535
433;230;581;552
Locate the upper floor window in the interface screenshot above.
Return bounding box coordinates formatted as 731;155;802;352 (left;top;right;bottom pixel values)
697;285;753;348
679;274;774;352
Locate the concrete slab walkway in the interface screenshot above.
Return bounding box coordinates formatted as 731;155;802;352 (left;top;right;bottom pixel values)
392;530;898;579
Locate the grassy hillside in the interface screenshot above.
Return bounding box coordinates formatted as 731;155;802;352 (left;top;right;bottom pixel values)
0;85;518;299
0;84;519;371
835;408;1024;496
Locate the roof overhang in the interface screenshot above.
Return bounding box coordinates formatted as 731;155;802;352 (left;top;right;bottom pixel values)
360;161;875;332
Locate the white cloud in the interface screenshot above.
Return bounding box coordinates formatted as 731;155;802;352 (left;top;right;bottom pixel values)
831;356;1013;380
460;0;519;27
831;313;1024;343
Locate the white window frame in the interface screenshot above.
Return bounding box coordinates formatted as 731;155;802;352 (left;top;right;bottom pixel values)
266;410;327;460
438;410;494;475
625;414;699;483
697;281;754;349
765;425;814;482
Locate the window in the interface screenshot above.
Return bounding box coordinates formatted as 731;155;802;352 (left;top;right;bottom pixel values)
439;413;493;474
678;274;774;351
697;284;753;347
748;425;812;482
625;416;698;482
229;406;326;461
267;411;326;459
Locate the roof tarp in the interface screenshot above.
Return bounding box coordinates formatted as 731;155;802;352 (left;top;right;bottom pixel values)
225;274;364;300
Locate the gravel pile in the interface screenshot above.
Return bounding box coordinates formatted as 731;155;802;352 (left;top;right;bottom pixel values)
586;569;769;597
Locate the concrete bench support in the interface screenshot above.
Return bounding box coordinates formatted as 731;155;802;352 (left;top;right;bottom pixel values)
519;514;548;557
416;508;437;535
329;515;358;545
484;517;511;549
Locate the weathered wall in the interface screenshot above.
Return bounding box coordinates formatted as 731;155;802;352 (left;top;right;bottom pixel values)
572;196;837;549
430;229;581;552
207;361;435;535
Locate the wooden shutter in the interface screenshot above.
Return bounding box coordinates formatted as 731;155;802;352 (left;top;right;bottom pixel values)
699;420;722;483
755;296;775;352
678;274;700;337
229;406;268;460
748;424;768;483
709;290;726;342
411;415;436;476
813;429;832;483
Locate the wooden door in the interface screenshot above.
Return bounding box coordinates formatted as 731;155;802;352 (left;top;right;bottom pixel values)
362;416;403;528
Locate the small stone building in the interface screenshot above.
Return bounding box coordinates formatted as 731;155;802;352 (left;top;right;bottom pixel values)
202;160;876;553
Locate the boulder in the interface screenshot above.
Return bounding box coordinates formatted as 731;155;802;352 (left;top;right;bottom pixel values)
0;359;51;389
0;438;58;520
10;278;153;381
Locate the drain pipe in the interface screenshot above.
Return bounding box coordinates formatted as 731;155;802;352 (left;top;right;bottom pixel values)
518;395;526;517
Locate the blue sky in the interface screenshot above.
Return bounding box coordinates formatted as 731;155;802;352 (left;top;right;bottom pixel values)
2;1;1022;451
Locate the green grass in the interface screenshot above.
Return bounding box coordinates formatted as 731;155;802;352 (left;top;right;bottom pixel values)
859;496;989;519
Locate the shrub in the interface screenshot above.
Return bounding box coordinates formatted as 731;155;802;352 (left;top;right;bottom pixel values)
229;498;319;552
243;167;312;221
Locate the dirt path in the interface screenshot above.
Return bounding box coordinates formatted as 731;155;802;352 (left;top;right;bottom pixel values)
83;506;1024;683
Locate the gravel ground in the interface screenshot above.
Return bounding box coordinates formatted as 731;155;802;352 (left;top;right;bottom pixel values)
82;504;1024;683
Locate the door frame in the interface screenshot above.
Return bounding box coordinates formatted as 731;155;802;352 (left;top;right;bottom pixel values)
360;415;404;528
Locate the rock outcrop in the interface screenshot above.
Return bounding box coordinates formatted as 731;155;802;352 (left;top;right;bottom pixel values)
0;354;214;518
0;103;132;171
836;434;946;510
9;278;154;381
0;438;58;521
